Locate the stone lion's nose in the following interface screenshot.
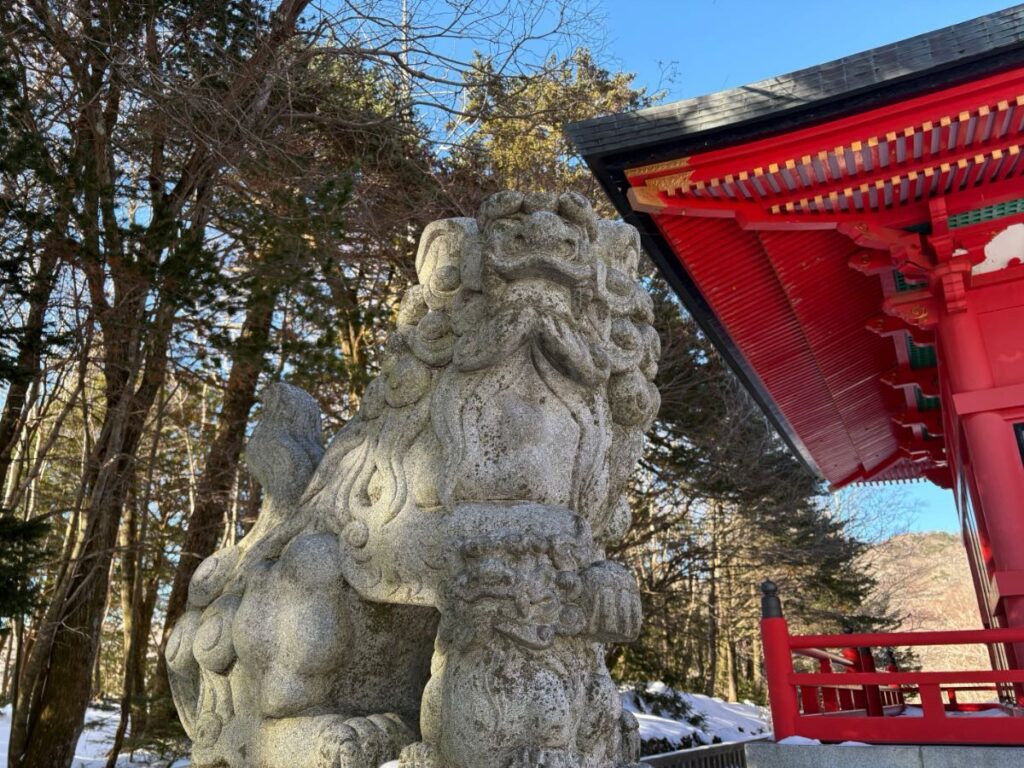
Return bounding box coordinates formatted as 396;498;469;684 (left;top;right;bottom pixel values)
522;210;576;249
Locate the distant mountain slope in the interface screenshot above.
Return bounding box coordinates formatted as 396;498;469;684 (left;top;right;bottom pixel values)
862;531;990;672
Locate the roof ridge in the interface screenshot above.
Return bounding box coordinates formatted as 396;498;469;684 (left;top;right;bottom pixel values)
568;4;1024;157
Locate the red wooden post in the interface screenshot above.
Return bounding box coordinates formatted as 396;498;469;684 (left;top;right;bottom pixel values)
800;683;821;715
838;686;854;712
840;635;866;711
761;581;798;740
859;646;884;717
920;683;946;722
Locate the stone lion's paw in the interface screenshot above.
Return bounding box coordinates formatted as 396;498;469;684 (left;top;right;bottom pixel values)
367;712;416;752
579;561;642;642
315;714;415;768
315;721;364;768
620;710;642;763
508;747;577;767
397;741;438;768
344;715;398;766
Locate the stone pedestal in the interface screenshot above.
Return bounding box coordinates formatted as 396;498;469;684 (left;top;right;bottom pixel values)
746;742;1024;768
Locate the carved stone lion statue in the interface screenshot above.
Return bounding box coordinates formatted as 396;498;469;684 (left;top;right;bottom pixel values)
166;191;660;768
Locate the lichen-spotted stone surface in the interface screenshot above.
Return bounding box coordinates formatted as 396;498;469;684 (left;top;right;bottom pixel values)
168;192;660;768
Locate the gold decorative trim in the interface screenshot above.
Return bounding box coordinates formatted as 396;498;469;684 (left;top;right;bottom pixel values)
626;156;691;178
627;186;667;214
646;171;694;193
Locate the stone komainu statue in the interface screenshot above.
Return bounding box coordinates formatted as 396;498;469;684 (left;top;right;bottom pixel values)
167;192;661;768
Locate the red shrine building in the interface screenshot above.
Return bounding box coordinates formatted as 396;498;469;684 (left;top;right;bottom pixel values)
571;6;1024;742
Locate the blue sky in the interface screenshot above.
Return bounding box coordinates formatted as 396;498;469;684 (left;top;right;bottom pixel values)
599;1;1013;103
594;0;1008;533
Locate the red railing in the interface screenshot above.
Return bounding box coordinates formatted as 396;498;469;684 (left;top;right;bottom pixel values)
760;581;1024;745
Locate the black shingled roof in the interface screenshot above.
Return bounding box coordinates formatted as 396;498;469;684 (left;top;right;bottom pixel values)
567;6;1024;483
568;5;1024;167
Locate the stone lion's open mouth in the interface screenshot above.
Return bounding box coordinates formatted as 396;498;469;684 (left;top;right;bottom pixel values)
486;245;595;288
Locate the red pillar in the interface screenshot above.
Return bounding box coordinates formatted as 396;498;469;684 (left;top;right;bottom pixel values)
935;261;1024;667
760;581;798;740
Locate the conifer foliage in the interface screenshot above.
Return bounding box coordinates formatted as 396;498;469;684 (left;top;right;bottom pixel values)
0;517;50;633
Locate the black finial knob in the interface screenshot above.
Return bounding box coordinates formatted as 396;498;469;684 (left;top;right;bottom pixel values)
761;580;783;618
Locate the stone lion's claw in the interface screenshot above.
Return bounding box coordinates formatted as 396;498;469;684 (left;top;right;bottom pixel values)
508;747;577;767
398;741;439;768
316;721;363;768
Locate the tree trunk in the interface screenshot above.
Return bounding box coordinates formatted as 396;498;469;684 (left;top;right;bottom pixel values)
0;248;60;505
109;388;168;758
1;632;8;700
704;578;718;696
725;636;738;702
106;499;139;768
704;506;720;697
149;289;276;729
132;561;161;732
751;610;764;696
15;456;132;767
12;294;173;768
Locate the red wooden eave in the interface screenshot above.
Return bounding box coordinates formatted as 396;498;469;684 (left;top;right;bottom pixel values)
622;65;1024;488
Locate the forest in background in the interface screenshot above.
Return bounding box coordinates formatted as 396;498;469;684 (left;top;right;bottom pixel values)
0;1;899;766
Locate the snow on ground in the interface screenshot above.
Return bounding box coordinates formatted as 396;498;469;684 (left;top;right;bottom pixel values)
898;705;1008;718
621;681;771;751
0;705;190;768
2;684;770;766
778;736;871;746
